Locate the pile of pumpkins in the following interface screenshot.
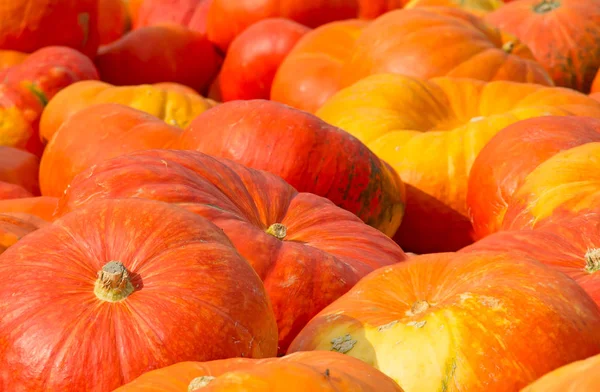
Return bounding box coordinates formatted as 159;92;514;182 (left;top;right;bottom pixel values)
1;0;600;390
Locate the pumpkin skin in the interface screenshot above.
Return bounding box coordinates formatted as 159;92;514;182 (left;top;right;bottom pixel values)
114;351;404;392
0;213;45;254
0;182;31;200
521;352;600;392
502;142;600;231
467;116;600;240
340;7;553;88
39;80;215;143
462;211;600;307
404;0;503;16
220;18;310;101
0;50;28;73
288;251;600;392
98;0;129;45
271;19;368;114
0;196;58;222
0;146;39;195
54;149;408;353
0;198;278;391
316;73;600;253
39;103;182;197
174;99;406;237
134;0;213;34
0;0;100;56
484;0;600;93
95;25;221;93
206;0;359;51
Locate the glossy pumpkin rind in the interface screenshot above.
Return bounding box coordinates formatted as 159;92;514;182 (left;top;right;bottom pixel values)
114;351;404;391
316;73;600;253
0;198;278;391
174;99;406;237
54;149;408;353
288;251;600;392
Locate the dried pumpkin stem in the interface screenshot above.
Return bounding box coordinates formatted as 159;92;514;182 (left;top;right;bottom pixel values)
266;223;287;240
502;41;515;54
534;0;560;13
188;376;215;391
94;261;134;302
411;300;430;315
585;249;600;274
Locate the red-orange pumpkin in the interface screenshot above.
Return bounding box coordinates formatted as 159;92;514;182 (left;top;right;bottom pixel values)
114;351;404;391
0;198;278;391
467;116;600;240
220;18;310;101
484;0;600;92
174;99;406;237
54;149;408;353
39;103;182;197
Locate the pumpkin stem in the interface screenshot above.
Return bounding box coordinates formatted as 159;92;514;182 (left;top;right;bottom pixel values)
585;249;600;273
410;300;430;315
94;261;134;302
502;41;515;54
188;376;216;391
266;223;287;240
534;0;560;13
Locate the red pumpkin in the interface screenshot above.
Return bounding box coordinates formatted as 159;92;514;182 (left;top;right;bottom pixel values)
0;198;278;391
134;0;213;35
174;99;406;237
220;18;311;101
468;116;600;240
0;0;100;56
0;146;39;195
484;0;600;92
39;103;182;197
54;149;408;353
95;25;221;93
288;251;600;391
114;351;404;391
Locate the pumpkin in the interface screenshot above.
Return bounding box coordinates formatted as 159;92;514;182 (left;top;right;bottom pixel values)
484;0;600;92
0;146;39;195
316;73;600;253
404;0;503;16
0;46;99;155
114;351;404;391
206;0;359;51
271;19;368;114
98;0;129;45
288;251;600;391
0;198;278;391
0;182;31;200
0;50;28;73
0;213;45;254
468;116;600;240
54;149;408;353
174;99;406;237
340;7;552;88
462;211;600;306
39;80;215;143
521;352;600;392
0;0;100;56
220;18;310;101
95;24;221;93
134;0;213;35
39;103;182;197
502;142;600;231
0;196;58;222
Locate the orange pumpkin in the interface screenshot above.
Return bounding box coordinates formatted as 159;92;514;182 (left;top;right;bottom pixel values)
316;73;600;253
0;146;39;195
0;213;45;254
288;252;600;391
0;196;58;222
468;116;600;240
54;149;408;353
39;103;182;197
502;142;600;231
404;0;503;16
521;352;600;391
485;0;600;92
39;80;215;143
95;25;221;93
114;351;404;391
271;20;368;114
0;0;100;56
0;198;278;391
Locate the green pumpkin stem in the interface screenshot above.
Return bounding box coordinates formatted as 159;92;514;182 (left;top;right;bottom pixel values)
94;261;134;302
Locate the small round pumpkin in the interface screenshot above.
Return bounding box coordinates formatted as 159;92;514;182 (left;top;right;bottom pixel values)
114;351;404;391
288;251;600;391
0;198;278;391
